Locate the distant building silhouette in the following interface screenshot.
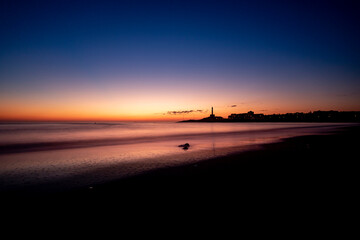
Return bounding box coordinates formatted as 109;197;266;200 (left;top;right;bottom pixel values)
228;110;360;122
180;110;360;123
228;111;264;121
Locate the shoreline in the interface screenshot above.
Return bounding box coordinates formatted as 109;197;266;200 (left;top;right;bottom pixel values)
3;125;358;213
0;122;349;155
69;125;359;201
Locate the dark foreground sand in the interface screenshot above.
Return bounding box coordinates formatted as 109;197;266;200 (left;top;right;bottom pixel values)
3;125;359;225
80;125;358;194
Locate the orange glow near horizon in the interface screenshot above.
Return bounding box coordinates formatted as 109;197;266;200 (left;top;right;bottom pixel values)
1;94;359;122
2;1;360;122
1;75;359;122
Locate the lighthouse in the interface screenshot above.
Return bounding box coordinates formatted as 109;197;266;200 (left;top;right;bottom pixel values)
210;107;215;118
196;106;223;121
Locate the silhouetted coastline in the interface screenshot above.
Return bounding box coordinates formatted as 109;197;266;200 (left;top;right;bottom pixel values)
180;110;360;122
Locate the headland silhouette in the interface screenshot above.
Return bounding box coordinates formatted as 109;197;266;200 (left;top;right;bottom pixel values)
181;108;360;122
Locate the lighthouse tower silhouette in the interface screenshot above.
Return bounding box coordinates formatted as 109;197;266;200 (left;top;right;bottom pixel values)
210;107;215;118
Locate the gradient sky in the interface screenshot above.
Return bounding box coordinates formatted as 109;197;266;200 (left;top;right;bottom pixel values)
1;0;359;121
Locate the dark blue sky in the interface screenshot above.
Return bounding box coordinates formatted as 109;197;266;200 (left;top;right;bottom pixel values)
1;0;360;120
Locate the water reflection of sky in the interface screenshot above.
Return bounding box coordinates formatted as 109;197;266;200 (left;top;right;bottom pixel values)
0;122;346;144
0;122;353;191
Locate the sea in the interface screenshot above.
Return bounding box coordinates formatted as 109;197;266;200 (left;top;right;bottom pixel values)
0;121;354;192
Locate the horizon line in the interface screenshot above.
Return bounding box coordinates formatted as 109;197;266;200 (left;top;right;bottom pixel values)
1;109;360;122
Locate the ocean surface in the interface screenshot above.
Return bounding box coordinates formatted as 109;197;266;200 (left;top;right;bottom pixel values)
0;122;353;192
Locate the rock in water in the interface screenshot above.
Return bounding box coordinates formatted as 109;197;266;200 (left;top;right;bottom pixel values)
178;143;190;148
178;143;190;150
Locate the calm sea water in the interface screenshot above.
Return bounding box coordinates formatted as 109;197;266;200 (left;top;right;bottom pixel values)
0;122;352;192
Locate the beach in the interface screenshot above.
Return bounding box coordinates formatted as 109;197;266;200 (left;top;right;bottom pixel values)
2;0;360;232
74;126;358;228
0;124;357;236
80;125;358;201
2;123;357;216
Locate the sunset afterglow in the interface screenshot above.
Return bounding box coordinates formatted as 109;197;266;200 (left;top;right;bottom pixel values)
1;0;359;121
1;0;360;213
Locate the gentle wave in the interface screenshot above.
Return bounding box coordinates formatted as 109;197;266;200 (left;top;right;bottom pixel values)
0;124;342;154
0;122;126;133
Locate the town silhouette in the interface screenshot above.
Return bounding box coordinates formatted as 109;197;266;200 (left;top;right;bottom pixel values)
181;108;360;122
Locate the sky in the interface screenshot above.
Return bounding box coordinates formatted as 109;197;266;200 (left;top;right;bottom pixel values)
1;0;359;121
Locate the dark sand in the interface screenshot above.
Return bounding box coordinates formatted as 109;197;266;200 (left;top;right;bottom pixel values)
52;127;360;206
81;125;358;194
3;125;359;224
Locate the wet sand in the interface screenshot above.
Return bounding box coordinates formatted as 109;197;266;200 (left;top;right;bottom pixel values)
3;125;359;219
64;125;359;214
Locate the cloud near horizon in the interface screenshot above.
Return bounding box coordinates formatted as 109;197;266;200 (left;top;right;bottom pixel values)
167;109;207;115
